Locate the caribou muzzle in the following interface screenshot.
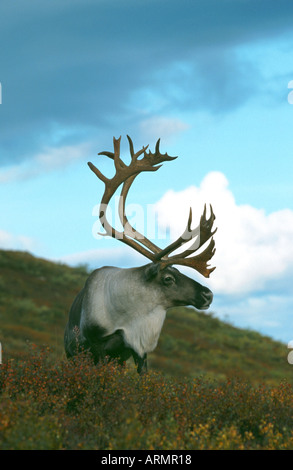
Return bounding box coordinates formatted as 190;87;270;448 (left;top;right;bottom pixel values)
198;287;213;310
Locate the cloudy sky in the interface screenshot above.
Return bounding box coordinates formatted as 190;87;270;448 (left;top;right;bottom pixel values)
1;0;293;344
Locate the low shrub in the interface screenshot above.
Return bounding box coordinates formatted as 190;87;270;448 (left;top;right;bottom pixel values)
1;345;293;450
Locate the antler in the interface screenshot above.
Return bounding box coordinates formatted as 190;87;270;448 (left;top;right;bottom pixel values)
155;204;217;277
88;136;217;278
88;135;177;260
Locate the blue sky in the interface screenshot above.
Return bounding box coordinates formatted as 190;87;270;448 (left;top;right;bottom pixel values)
1;0;293;345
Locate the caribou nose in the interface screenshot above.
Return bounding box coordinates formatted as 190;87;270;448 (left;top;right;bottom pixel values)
201;289;213;309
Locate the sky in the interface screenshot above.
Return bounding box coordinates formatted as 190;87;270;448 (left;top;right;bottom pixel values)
1;0;293;345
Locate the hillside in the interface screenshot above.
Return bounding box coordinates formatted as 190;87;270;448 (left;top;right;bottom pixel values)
0;249;291;386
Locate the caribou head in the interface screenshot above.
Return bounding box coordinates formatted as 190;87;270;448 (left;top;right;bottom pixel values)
64;136;217;374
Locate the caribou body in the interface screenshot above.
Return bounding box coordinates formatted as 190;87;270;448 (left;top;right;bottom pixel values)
64;263;213;373
64;136;217;373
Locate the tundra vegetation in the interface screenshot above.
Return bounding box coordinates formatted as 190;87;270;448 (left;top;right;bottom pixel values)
0;249;293;450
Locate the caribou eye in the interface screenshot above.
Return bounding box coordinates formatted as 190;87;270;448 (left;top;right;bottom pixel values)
163;275;175;285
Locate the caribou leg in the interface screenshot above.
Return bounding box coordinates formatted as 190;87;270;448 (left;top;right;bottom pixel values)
132;351;148;375
102;330;132;366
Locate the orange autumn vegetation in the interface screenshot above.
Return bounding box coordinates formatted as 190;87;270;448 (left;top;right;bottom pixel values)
1;345;293;450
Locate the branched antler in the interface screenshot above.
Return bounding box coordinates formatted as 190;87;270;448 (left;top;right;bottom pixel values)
88;136;217;278
156;204;217;277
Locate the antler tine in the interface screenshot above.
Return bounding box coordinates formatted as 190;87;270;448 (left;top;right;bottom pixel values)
200;204;217;245
145;137;178;164
87;161;109;184
171;206;217;261
97;136;119;160
157;204;217;278
166;237;217;278
98;136;126;171
127;135;149;161
153;207;199;261
88;136;123;184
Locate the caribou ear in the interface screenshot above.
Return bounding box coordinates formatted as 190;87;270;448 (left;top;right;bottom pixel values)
144;263;161;281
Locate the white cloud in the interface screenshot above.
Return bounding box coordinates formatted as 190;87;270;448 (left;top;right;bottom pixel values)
154;171;293;296
212;291;293;343
139;116;190;141
0;142;92;183
56;245;146;271
0;229;37;252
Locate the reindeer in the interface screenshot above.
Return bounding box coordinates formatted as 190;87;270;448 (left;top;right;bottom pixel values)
64;136;217;374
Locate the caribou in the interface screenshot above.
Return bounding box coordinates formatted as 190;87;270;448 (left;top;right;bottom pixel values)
64;136;217;374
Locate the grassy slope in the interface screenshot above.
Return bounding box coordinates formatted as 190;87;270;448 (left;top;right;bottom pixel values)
0;249;291;385
0;249;86;359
